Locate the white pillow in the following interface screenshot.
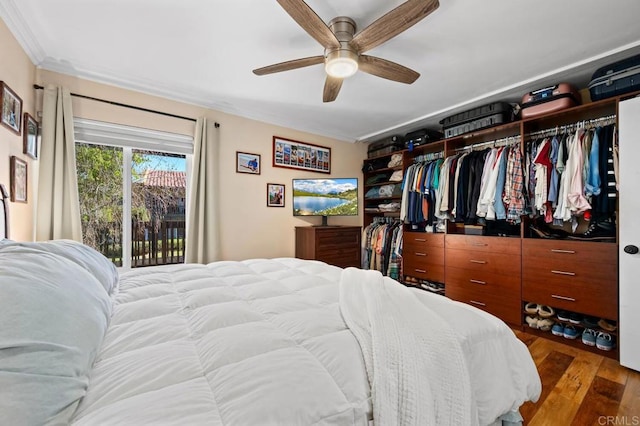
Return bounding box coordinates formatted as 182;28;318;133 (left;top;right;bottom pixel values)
0;244;113;425
6;239;119;295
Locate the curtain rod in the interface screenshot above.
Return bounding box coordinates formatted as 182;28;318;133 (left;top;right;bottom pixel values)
33;84;220;128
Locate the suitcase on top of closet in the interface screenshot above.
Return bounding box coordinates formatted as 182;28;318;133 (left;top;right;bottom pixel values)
588;53;640;101
439;102;516;138
367;135;404;158
520;83;581;119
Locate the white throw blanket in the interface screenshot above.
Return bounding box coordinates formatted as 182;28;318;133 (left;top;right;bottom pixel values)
339;268;475;426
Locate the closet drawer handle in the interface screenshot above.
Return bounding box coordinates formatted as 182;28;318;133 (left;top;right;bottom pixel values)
469;279;486;285
551;270;576;276
414;268;427;273
551;249;576;254
469;300;486;307
552;294;576;302
415;252;427;257
469;259;486;264
414;238;426;242
471;243;488;247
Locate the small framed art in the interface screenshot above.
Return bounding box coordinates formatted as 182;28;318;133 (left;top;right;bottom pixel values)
23;113;38;159
267;183;285;207
273;136;330;174
1;81;23;135
10;156;27;203
236;151;261;174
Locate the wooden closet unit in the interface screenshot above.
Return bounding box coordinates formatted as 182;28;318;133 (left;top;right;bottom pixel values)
445;235;522;325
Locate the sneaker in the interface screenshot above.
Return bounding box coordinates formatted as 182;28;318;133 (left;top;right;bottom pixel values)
525;315;539;329
568;220;616;242
537;317;555;331
582;328;597;346
596;332;614;351
583;316;599;328
538;305;555;318
569;312;583;324
563;325;579;340
551;323;564;336
557;310;570;321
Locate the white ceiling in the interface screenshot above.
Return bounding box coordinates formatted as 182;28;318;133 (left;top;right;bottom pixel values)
2;0;640;143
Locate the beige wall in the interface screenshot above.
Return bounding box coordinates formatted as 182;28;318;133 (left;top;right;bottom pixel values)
0;18;37;241
31;71;367;260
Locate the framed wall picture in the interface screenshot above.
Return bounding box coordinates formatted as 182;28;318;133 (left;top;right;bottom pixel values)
10;156;27;203
0;81;23;135
267;183;285;207
273;136;330;174
236;151;261;174
23;113;38;159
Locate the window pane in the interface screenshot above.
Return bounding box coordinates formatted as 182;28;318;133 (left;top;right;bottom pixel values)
131;150;186;267
76;143;124;266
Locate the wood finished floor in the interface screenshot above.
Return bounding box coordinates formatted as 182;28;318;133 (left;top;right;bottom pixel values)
513;328;640;425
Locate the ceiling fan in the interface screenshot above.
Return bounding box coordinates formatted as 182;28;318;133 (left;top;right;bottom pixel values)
253;0;440;102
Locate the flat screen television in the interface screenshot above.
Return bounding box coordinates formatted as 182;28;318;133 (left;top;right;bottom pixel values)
292;178;358;226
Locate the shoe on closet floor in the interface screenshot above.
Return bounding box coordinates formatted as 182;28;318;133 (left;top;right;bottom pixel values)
557;310;570;321
596;332;614;351
598;319;617;332
582;328;597;346
583;316;599;328
551;323;564;336
569;312;583;324
537;317;555;331
563;325;579;340
568;220;616;242
525;302;539;315
538;305;555;318
525;315;539;328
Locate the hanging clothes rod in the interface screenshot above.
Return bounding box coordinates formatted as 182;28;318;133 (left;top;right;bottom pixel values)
525;114;616;139
413;151;444;163
454;135;521;152
33;84;220;127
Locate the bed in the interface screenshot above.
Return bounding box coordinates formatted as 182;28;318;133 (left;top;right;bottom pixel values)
0;182;540;425
0;240;541;425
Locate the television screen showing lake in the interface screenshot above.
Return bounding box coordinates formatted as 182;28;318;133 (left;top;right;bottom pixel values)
294;196;349;214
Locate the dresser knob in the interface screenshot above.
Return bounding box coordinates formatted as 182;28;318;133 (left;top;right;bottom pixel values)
624;245;639;255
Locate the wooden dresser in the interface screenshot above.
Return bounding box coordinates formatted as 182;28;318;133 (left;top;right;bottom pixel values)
295;226;361;269
522;239;618;320
445;235;522;325
403;232;445;282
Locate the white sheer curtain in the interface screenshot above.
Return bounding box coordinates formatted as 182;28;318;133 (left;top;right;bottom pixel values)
185;118;220;263
35;86;82;241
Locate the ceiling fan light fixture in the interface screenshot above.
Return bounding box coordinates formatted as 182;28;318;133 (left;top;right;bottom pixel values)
325;49;358;78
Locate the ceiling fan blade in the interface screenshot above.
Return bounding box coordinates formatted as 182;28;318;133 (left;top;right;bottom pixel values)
359;55;420;84
323;76;343;102
253;55;325;75
277;0;340;49
351;0;439;53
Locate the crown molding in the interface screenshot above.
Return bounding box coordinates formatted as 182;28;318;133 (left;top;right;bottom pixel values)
0;0;47;64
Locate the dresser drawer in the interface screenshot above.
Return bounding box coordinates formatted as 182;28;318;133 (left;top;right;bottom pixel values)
445;248;521;275
404;232;445;248
403;245;444;267
522;276;618;320
403;258;445;282
445;281;521;325
318;250;360;269
445;266;521;296
317;245;360;259
445;235;521;255
522;239;616;267
317;229;360;247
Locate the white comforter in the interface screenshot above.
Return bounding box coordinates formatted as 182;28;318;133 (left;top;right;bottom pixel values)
70;258;540;425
